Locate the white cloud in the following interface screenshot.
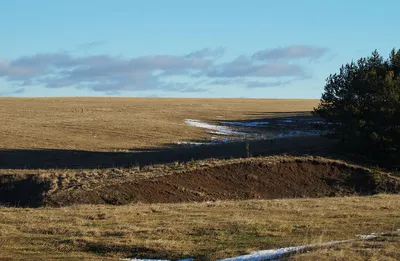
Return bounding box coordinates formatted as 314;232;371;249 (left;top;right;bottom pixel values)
0;45;327;93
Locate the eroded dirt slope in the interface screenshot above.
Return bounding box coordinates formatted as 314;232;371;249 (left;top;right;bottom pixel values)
45;159;399;206
1;157;399;207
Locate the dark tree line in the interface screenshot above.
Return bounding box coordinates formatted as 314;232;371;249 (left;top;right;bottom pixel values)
314;48;400;161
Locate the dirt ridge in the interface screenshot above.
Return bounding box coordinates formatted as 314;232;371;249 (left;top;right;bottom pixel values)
47;160;399;206
1;157;399;207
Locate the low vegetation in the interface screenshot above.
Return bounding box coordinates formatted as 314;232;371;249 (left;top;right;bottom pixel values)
1;195;399;260
1;98;399;260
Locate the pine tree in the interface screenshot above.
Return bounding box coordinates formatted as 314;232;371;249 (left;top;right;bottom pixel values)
314;49;400;157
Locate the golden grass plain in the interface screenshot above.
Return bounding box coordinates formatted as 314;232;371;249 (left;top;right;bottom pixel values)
0;97;318;151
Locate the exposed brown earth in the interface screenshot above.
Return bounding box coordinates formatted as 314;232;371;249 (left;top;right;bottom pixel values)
45;159;400;206
1;157;398;207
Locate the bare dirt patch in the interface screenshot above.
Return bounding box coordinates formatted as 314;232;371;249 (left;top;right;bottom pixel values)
37;158;399;206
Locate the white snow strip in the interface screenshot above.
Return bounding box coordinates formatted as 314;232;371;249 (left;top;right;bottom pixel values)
356;234;377;240
219;239;355;261
209;131;231;136
221;121;270;127
277;130;322;138
120;258;195;261
220;234;378;261
184;119;246;135
211;137;230;143
121;259;169;261
307;121;333;125
280;119;294;123
176;141;209;146
121;234;377;261
177;137;231;147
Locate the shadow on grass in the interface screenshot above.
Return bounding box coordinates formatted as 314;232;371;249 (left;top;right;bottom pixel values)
62;238;190;260
0;174;51;207
0;115;333;170
0;136;336;170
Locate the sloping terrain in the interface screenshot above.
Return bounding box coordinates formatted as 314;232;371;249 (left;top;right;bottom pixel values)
45;158;400;206
1;98;399;260
1;157;398;207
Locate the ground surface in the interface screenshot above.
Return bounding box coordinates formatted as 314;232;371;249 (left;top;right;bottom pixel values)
1;195;399;260
1;98;399;260
2;156;398;207
0;97;318;151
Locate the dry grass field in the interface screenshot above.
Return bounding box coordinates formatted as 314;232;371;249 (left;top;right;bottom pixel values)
0;98;318;151
1;195;399;260
0;98;399;260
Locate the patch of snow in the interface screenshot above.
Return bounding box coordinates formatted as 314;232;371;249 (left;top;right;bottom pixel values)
211;137;230;143
184;119;246;135
221;121;269;127
280;119;295;123
277;130;323;138
119;258;195;261
121;259;169;261
209;131;231;136
218;238;364;261
221;138;230;143
176;141;209;146
180;118;328;147
356;234;377;240
177;137;232;147
121;234;377;261
307;121;333;125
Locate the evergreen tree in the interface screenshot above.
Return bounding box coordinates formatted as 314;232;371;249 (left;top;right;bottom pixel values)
314;49;400;157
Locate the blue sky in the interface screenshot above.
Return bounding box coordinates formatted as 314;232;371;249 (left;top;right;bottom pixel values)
1;0;399;98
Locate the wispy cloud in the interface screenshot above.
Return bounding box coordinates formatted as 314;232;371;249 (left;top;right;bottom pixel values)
207;56;305;78
252;45;328;60
208;78;298;89
245;79;296;88
0;45;327;93
185;47;225;59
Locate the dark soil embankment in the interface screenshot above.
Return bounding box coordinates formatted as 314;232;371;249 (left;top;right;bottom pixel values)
1;158;399;207
44;159;400;207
